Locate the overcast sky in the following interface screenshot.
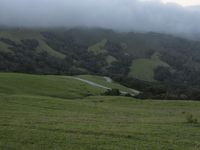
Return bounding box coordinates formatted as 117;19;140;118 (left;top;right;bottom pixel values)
0;0;200;35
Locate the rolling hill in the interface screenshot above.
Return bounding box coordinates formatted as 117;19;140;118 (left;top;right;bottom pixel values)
0;73;139;98
0;73;104;99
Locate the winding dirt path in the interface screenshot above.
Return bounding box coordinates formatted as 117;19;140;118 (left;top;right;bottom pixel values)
68;76;140;96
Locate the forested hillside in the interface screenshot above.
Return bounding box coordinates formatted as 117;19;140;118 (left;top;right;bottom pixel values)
1;28;200;99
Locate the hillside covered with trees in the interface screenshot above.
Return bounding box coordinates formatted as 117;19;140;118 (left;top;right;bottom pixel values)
1;28;200;100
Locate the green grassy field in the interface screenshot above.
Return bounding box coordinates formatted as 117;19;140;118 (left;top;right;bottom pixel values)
0;73;200;150
0;73;104;99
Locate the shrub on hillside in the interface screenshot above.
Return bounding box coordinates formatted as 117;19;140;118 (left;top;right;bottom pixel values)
185;113;198;124
103;89;120;96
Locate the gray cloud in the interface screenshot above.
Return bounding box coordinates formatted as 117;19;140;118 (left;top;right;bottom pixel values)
0;0;200;35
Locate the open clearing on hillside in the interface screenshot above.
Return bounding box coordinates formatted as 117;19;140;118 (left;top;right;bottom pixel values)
88;39;107;54
0;73;199;150
129;57;169;82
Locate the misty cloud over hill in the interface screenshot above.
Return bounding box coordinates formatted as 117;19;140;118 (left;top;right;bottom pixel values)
0;0;200;35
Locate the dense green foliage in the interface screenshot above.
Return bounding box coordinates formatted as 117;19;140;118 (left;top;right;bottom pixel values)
103;89;121;96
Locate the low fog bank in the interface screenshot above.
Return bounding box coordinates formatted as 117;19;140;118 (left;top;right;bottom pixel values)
0;0;200;36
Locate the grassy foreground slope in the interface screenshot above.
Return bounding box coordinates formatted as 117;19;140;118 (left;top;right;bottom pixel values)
0;73;104;99
0;73;199;149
